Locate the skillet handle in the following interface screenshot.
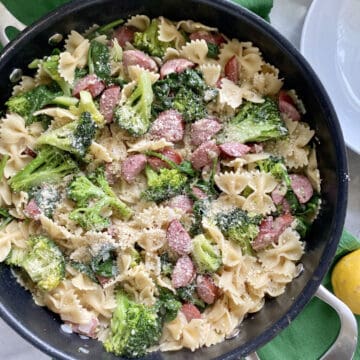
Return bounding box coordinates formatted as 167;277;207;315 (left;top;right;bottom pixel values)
246;285;358;360
315;285;358;359
0;2;26;46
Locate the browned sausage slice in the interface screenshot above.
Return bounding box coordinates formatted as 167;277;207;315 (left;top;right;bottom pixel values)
279;91;301;121
167;219;192;255
160;58;195;78
113;26;136;47
196;275;219;304
122;50;158;72
147;147;182;170
121;154;147;183
172;255;196;288
150;110;185;142
190;140;220;170
100;86;121;123
72;74;105;98
190;118;222;146
289;174;313;204
181;303;201;322
219;142;251;157
168;195;193;213
252;214;293;251
224;55;239;83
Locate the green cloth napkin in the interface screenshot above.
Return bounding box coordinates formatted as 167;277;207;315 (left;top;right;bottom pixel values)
0;0;359;359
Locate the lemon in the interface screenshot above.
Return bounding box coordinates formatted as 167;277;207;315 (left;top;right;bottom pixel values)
331;249;360;315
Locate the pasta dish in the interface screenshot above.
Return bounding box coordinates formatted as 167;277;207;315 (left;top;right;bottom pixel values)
0;15;321;357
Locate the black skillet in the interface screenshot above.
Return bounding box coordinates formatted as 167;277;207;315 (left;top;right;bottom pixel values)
0;0;355;359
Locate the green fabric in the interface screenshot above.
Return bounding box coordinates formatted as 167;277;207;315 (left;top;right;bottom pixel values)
0;0;359;358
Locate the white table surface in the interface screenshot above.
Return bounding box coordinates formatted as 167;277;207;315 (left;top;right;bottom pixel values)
1;0;359;359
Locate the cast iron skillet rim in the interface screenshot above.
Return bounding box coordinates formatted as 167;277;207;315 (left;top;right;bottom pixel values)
0;0;348;359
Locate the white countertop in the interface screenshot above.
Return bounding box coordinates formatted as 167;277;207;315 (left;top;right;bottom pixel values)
0;0;359;359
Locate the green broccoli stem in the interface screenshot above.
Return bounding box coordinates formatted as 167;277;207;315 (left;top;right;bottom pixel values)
8;147;78;192
208;157;218;194
145;150;178;168
145;150;197;177
28;59;42;69
0;208;13;230
97;19;124;34
0;154;9;179
51;96;79;108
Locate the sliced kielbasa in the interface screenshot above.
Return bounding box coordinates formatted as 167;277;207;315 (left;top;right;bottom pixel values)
279;91;301;121
160;58;195;78
289;174;313;204
168;195;193;213
252;214;293;251
172;255;196;288
121;154;147;183
167;219;192;255
24;199;41;220
219;142;251;158
189;31;225;45
181;303;201;322
190;118;222;146
100;86;121;123
72;74;105;98
113;25;136;47
271;183;286;205
248;143;264;154
147;147;182;170
22;147;37;158
67;317;99;339
122;50;158;72
190;140;220;170
150;109;185;142
191;186;208;200
196;275;219;304
224;56;239;83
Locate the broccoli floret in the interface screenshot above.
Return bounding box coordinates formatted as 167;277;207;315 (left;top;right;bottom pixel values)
0;208;13;231
288;195;321;237
6;247;27;267
68;167;133;230
51;96;79;108
172;86;208;123
192;234;222;273
142;166;188;203
189;198;210;236
176;282;206;310
216;209;262;255
42;55;71;96
104;290;162;358
29;184;60;218
8;147;78;193
91;245;118;278
217;98;288;143
36;111;97;157
5;84;62;125
8;235;65;291
88;40;111;80
206;42;220;59
256;156;291;186
69;261;99;283
76;90;105;126
160;253;174;276
114;71;153;136
152;69;208;122
156;287;182;323
145;150;197;177
133;19;173;57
